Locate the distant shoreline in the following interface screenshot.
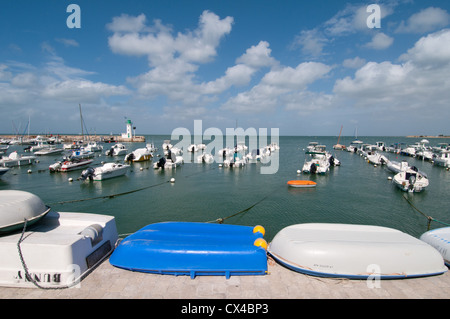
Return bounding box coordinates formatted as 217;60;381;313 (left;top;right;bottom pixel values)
405;135;450;139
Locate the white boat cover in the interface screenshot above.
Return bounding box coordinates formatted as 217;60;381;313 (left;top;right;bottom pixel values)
268;223;447;279
420;227;450;266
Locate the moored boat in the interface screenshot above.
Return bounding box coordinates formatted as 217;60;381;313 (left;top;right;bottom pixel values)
392;169;429;192
49;158;94;172
0;152;35;167
287;180;317;188
268;223;447;279
80;162;130;181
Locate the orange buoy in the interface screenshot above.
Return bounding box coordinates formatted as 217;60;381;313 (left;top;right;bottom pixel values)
287;180;317;188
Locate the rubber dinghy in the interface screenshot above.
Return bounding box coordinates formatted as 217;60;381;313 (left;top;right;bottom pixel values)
109;222;268;279
287;180;317;188
268;223;447;279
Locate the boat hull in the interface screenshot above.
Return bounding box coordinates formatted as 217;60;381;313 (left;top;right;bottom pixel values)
420;227;450;266
287;180;317;188
268;223;447;279
109;222;268;278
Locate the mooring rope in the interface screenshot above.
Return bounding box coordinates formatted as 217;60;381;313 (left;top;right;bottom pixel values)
402;194;450;230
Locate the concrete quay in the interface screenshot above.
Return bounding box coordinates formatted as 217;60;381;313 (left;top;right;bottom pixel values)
1;256;449;300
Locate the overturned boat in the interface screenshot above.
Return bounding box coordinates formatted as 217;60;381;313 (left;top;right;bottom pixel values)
268;223;446;279
109;222;268;279
0;190;118;288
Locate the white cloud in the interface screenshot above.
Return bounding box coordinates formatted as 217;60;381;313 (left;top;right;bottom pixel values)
343;57;366;69
292;29;328;58
364;32;394;50
396;7;450;33
333;29;450;112
221;62;332;114
236;41;277;69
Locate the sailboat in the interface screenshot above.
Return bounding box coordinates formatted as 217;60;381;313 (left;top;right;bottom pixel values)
333;125;345;150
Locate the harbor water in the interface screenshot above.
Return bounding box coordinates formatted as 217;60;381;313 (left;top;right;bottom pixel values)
1;135;449;242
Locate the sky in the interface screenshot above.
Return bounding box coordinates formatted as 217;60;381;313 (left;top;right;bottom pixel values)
0;0;450;136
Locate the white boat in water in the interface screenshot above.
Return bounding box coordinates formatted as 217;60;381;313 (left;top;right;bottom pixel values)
49;158;94;172
392;169;429;192
268;223;447;279
84;141;103;152
197;153;214;163
153;155;184;169
386;160;412;174
433;149;450;168
0;167;9;178
124;147;152;162
421;227;450;266
80;163;130;181
224;153;246;168
0;152;35;167
34;147;64;156
302;151;330;174
105;143;128;156
366;152;388;165
0;190;118;288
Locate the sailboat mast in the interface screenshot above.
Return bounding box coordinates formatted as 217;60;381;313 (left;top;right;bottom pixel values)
79;104;84;140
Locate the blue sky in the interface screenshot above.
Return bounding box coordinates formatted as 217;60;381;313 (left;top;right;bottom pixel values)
1;0;449;136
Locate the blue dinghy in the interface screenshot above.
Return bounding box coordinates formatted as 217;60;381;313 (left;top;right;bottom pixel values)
109;222;268;278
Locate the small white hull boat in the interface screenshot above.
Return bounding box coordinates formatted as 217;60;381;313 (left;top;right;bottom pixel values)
0;190;118;288
153;156;184;169
366;152;388;165
84;142;103;152
80;163;130;181
433;150;450;168
0;152;35;167
386;160;410;174
124;147;152;162
197;153;214;163
0;167;9;177
68;150;94;159
105;144;128;156
34;147;64;156
302;159;330;174
268;223;447;279
420;227;450;266
393;169;429;192
49;158;94;172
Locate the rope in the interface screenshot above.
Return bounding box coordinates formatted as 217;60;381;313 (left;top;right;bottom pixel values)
206;185;282;224
402;195;450;230
16;218;113;290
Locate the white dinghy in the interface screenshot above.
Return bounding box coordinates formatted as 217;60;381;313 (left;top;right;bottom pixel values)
393;169;429;192
0;190;118;288
420;227;450;266
268;223;447;279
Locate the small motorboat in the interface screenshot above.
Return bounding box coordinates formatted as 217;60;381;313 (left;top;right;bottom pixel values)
268;223;447;279
105;143;128;156
224;152;246;168
124;147;153;162
68;149;94;159
433;150;450;168
302;152;330;174
287;180;317;188
420;227;450;266
109;222;268;279
366;152;388;165
80;162;130;181
34;147;64;156
197;153;214;163
49;158;94;172
153;156;184;169
0;152;35;167
392;169;429;192
0;190;118;288
84;141;103;152
386;160;411;174
187;144;198;152
0;167;9;177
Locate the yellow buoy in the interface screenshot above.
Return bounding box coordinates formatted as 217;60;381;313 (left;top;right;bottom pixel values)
253;238;268;250
253;225;265;236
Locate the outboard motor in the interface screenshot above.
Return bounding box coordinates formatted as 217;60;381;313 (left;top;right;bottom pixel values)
329;156;335;166
79;167;95;181
107;147;114;156
125;153;135;162
156;157;166;168
310;163;317;174
408;174;416;191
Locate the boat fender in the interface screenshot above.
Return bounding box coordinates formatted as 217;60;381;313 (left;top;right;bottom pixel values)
253;238;268;250
253;225;265;236
80;224;103;246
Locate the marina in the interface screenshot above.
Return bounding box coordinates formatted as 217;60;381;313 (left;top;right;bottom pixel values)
0;134;450;299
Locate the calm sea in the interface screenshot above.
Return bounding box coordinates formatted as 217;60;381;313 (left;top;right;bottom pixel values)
1;135;449;241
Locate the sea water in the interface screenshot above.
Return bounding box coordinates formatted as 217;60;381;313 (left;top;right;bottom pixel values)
1;135;449;241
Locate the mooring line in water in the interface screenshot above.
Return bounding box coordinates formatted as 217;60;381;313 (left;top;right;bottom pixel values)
49;179;171;205
49;164;219;205
402;194;450;230
207;185;283;224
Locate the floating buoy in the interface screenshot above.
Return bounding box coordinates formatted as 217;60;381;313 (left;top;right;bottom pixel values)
27;169;32;174
387;176;392;181
170;178;175;183
68;178;73;182
219;164;223;168
140;167;143;171
297;170;301;174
